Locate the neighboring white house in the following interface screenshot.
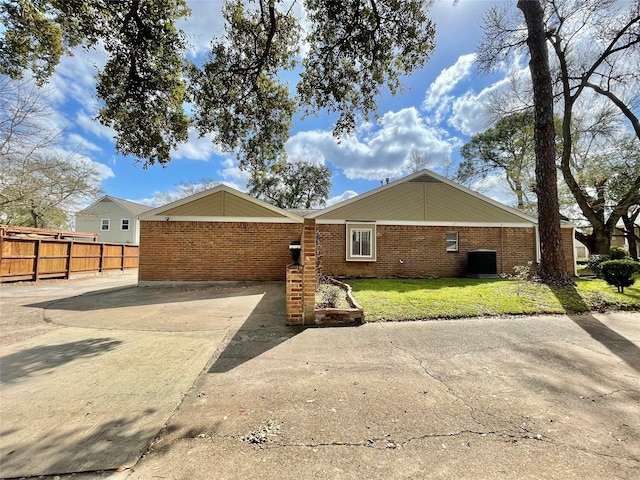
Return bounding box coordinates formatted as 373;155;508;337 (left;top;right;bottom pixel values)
76;196;153;244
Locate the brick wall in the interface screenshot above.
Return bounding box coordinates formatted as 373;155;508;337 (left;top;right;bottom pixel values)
317;224;574;278
139;221;302;282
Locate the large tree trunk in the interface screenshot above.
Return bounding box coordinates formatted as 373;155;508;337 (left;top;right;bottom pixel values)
517;0;572;285
622;211;640;260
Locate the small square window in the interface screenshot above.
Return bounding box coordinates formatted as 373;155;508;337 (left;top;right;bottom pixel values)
121;219;130;231
101;219;110;231
446;232;458;252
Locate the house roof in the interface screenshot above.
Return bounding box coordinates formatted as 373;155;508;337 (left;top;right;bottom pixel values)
310;169;539;225
139;184;304;222
78;196;153;216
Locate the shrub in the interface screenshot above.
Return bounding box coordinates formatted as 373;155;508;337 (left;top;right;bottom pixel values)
600;259;639;293
609;246;631;260
587;254;609;277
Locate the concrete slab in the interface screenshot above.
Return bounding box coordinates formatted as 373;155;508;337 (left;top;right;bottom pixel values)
128;312;640;480
0;276;287;478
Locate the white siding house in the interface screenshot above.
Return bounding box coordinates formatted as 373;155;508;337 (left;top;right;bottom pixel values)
76;196;152;244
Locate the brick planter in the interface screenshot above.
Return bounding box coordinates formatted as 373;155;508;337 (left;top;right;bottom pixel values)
314;278;364;326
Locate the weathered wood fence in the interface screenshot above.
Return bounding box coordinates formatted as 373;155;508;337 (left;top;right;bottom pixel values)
0;235;139;283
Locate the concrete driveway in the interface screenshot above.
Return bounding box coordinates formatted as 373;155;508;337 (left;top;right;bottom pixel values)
0;274;289;478
1;275;639;479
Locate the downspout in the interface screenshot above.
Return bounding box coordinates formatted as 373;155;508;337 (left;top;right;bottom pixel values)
500;225;504;274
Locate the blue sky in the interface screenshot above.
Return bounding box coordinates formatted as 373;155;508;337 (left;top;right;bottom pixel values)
42;0;520;209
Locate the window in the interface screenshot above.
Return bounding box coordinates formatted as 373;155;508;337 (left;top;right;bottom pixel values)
121;219;130;231
352;229;372;256
346;223;376;261
101;219;110;231
446;231;458;252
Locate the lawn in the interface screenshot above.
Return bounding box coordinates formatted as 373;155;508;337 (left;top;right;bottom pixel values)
347;276;640;321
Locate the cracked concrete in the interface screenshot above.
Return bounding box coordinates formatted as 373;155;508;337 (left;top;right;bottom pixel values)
1;276;639;479
124;311;639;480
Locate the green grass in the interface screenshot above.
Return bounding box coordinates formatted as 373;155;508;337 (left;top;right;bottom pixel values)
347;276;640;322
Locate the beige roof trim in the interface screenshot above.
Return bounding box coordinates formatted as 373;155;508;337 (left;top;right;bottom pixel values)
139;184;303;223
309;169;538;224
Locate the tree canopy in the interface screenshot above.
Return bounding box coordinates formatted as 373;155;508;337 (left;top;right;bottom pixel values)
0;77;104;228
480;0;640;264
247;160;332;209
1;0;436;170
457;110;537;212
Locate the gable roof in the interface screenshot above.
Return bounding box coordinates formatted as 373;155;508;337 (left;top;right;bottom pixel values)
78;195;153;216
139;184;303;223
310;169;538;225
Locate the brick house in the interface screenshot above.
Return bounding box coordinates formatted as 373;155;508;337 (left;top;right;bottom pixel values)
138;170;577;285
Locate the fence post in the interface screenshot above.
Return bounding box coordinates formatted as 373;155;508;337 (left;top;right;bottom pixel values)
34;239;41;281
99;243;104;273
66;241;73;279
121;244;125;271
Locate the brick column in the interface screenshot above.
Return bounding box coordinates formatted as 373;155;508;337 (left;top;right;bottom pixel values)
286;265;304;326
302;218;317;325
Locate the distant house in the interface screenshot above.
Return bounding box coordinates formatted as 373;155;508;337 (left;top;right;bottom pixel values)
76;196;153;244
137;170;577;284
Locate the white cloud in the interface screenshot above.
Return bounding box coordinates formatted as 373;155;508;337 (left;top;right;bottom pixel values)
448;76;512;136
286;107;459;181
217;158;251;192
423;53;476;110
327;190;358;206
76;111;116;140
172;130;224;161
66;133;102;153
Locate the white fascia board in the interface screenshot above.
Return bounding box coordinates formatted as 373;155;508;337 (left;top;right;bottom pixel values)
141;215;302;224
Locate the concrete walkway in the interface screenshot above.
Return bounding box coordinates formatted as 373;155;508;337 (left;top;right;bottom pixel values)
0;275;288;478
1;275;639;479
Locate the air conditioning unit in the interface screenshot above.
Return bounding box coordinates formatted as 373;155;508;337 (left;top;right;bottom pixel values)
467;249;498;278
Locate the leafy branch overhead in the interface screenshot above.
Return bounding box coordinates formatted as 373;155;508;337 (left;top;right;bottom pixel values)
0;0;436;169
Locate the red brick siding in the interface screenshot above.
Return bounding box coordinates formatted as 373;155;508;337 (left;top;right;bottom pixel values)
318;224;551;278
139;221;302;282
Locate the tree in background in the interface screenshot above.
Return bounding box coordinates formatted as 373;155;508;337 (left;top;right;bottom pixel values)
146;179;221;206
247;161;332;209
1;0;436;171
0;77;103;228
479;0;640;282
457;110;537;212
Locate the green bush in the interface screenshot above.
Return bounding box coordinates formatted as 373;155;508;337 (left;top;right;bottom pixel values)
587;254;609;277
600;259;639;293
609;246;631;260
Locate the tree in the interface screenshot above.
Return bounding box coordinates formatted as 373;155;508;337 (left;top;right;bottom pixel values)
0;77;103;228
457;110;537;212
247;161;332;209
147;179;221;206
516;0;571;284
480;0;640;256
1;0;436;170
1;154;104;228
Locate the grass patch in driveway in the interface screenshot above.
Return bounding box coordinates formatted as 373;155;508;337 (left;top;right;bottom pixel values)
347;276;640;321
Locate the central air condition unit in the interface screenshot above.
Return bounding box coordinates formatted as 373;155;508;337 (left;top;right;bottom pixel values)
467;249;498;278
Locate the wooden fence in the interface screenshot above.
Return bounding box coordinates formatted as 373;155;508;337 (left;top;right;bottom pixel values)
0;236;139;283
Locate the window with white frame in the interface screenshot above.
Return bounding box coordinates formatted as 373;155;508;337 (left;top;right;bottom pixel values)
121;219;130;231
101;219;110;231
446;231;458;252
346;223;376;261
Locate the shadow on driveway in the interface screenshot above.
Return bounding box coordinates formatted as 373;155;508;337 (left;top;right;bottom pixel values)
0;337;122;384
550;283;640;373
26;282;267;311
